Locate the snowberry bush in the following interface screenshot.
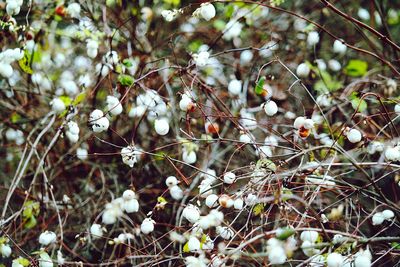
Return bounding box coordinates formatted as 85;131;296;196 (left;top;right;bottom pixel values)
1;0;400;266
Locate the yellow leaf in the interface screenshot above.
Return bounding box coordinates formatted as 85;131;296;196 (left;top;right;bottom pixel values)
183;242;190;252
253;203;265;216
18;50;33;74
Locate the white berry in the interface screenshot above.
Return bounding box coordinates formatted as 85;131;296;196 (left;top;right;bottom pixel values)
263;100;278;116
205;194;219;208
296;63;310;78
39;231;57;246
154;118;170;136
228;79;242;95
223;172;236;184
347;129;362;143
141;218;155;234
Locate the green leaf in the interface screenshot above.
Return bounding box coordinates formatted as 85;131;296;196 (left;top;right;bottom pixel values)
16;257;30;267
391;242;400;249
350;92;367;112
225;5;235;18
24;216;37;229
11;113;22;123
351;98;367;112
255;77;265;95
188;40;203;53
59;95;72;106
276;227;295;240
22;200;40;218
122;59;133;67
213;20;226;31
344;60;368;77
118;74;135;86
313;70;342;92
73;92;86;105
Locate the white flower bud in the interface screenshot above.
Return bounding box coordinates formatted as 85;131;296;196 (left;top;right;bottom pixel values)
39;231;57;246
327;253;344;267
0;62;13;78
228;79;242;95
90;224;103;238
205;194;219;208
347;129;362;143
140;218;155;234
182;204;200;223
296;63;310;78
154;118;170;135
165;176;178;187
263;100;278;116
